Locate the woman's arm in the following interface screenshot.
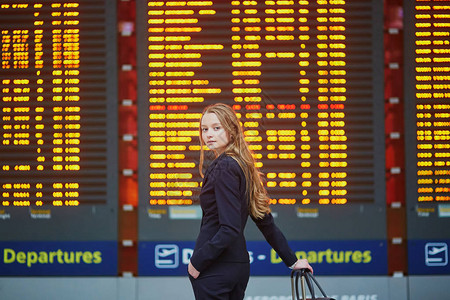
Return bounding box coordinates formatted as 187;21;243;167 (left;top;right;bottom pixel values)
189;159;244;273
253;213;313;273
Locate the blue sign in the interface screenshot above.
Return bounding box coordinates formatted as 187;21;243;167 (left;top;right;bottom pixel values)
408;240;450;275
138;240;387;276
0;241;117;276
139;241;194;276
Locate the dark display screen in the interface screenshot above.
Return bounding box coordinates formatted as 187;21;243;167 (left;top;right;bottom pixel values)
0;0;117;241
404;0;450;239
137;0;386;241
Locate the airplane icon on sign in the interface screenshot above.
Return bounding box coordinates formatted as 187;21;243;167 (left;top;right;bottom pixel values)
155;244;179;269
429;246;446;255
425;243;448;266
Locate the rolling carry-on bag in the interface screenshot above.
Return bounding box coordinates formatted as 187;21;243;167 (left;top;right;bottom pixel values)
291;269;336;300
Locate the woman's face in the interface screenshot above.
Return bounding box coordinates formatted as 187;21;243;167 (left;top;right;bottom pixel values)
201;112;230;155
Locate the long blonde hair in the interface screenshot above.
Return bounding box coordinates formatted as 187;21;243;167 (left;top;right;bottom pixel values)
199;103;270;219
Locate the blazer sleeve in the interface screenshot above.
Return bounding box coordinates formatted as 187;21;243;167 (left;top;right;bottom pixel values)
252;213;298;267
190;160;244;272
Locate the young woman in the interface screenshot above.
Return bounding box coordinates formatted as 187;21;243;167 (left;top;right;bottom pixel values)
188;103;313;300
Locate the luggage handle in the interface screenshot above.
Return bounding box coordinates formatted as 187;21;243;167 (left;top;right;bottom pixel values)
290;269;329;300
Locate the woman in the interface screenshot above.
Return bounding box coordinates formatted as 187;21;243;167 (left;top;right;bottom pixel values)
188;103;313;300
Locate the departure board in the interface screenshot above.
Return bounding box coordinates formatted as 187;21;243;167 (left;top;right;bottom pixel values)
404;1;450;239
0;1;118;240
137;0;385;241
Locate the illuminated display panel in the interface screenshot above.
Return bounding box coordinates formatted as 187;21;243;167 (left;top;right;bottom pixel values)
0;1;115;206
405;1;450;204
404;0;450;239
0;1;117;240
137;0;385;240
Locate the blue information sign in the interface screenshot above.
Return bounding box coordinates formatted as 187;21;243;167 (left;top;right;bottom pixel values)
0;241;117;276
138;240;387;276
408;240;450;275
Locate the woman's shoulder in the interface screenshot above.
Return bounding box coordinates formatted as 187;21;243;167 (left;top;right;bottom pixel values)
218;153;242;168
210;153;243;176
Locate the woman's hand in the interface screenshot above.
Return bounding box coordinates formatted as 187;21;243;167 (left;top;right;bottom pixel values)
188;262;200;279
292;259;313;274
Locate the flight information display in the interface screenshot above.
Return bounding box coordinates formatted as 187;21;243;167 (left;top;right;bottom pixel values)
135;0;387;276
138;0;384;205
404;1;450;275
0;1;118;240
137;0;385;242
404;1;450;205
404;1;450;236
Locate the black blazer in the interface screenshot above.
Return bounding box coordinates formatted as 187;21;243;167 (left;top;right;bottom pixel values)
190;153;297;273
